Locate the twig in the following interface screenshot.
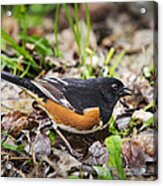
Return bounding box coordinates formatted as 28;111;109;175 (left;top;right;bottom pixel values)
12;167;26;178
31;130;40;177
2;156;32;161
52;124;82;159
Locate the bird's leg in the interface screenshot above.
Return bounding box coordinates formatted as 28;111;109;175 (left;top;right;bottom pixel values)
52;123;82;159
32;103;83;159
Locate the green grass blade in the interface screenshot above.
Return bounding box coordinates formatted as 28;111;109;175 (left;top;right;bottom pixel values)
74;3;80;39
20;62;31;77
19;5;28;46
144;101;155;111
1;29;40;70
2;142;25;152
74;3;82;64
1;55;34;78
104;47;115;65
85;3;91;49
105;135;126;180
63;4;80;47
82;3;91;79
94;165;113;180
63;4;82;64
1;55;23;70
2;30;32;61
54;4;60;57
109;50;125;76
140;116;155;131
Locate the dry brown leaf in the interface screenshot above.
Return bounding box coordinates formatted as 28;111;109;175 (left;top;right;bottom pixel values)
83;141;108;166
122;130;157;168
34;132;51;157
1;110;29;137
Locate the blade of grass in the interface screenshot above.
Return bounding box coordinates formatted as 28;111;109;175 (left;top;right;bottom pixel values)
20;62;31;77
2;142;25;152
85;47;94;77
74;3;82;64
1;55;34;78
85;3;91;50
109;50;125;76
54;4;60;57
1;55;23;71
140;116;156;131
63;4;82;64
105;135;126;180
82;3;91;79
63;4;79;47
144;101;155;111
20;35;53;56
1;29;40;69
104;47;115;65
93;165;113;180
20;5;27;46
74;3;80;42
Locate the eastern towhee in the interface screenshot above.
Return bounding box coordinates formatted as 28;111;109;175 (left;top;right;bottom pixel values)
1;71;131;134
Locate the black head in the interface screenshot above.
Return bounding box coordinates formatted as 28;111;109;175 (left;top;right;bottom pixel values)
97;77;131;101
96;77;132;123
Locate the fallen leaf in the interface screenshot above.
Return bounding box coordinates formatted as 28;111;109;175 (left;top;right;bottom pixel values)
132;109;154;123
1;110;29;137
83;141;108;166
122;130;157;169
34;132;51;157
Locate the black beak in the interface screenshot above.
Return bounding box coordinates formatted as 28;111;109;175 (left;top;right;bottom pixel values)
118;87;132;97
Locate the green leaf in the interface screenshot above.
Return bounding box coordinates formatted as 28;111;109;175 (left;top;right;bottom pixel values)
144;101;155;111
1;55;22;70
108;116;119;135
2;29;34;62
68;175;80;179
2;142;25;152
29;4;54;14
54;4;62;57
94;165;113;180
104;47;115;65
1;55;35;78
24;35;53;56
105;135;126;180
109;50;125;77
16;144;25;151
48;131;55;144
63;4;82;64
63;4;80;47
140;116;155;130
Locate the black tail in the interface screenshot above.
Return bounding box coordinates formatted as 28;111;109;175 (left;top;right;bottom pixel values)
1;71;45;98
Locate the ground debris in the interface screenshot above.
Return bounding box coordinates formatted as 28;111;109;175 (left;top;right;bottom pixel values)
122;129;157;174
1;110;29;137
83;141;108;166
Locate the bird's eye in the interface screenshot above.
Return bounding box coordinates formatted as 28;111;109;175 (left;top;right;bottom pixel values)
111;83;118;91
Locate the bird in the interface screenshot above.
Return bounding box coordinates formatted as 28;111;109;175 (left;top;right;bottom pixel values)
1;71;132;134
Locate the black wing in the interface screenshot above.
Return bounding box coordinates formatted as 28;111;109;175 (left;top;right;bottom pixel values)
32;77;76;111
33;77;102;114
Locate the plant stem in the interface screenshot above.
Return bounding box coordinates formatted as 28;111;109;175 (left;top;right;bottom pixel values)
54;4;60;57
74;3;82;64
63;4;82;64
83;3;91;79
104;47;115;65
109;50;125;77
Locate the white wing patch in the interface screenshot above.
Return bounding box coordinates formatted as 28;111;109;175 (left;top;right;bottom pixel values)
32;80;59;103
44;77;68;85
32;77;75;111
